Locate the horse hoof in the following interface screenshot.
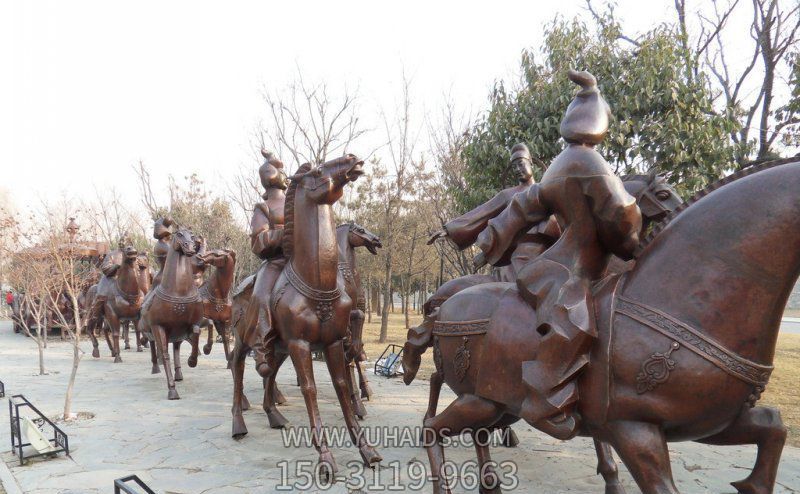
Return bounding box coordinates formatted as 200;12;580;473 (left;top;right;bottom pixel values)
501;428;519;448
92;348;99;358
242;394;251;411
188;356;198;368
114;355;122;364
318;452;338;480
731;479;764;494
232;418;248;439
274;388;287;405
359;445;382;466
124;343;131;350
174;369;183;381
605;482;627;494
267;411;290;429
167;389;180;400
203;344;212;355
151;366;160;374
360;387;372;400
136;347;143;353
226;361;232;370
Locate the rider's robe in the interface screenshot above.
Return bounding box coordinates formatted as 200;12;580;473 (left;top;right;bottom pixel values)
475;143;641;439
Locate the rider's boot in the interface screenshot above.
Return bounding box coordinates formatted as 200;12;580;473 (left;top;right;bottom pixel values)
254;306;277;378
402;310;437;384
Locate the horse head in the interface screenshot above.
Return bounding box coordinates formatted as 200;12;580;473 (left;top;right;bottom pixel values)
290;154;365;205
623;172;682;226
197;248;236;268
347;222;382;255
171;226;197;257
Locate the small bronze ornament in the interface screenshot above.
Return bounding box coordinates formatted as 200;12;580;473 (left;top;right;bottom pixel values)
636;341;680;394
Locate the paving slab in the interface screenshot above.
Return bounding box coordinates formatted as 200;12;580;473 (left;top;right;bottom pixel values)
0;321;798;493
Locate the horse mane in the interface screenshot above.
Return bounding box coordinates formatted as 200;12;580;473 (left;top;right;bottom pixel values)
282;163;313;258
635;156;799;257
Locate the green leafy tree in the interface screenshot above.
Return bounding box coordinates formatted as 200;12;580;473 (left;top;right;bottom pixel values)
459;16;740;211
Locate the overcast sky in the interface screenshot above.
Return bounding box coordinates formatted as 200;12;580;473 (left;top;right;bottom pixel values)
2;0;758;214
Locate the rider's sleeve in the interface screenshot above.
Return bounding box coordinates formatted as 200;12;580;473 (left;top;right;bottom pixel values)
444;184;525;250
476;184;550;266
584;175;642;260
250;203;283;259
100;252;120;277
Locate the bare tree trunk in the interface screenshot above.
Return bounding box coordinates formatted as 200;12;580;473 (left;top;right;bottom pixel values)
36;339;46;375
62;294;82;420
366;274;372;324
375;280;381;316
379;255;392;343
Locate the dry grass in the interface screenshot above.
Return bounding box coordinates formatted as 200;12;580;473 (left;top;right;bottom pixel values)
361;312;800;446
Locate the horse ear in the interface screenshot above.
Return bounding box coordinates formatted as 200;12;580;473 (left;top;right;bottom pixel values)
261;148;270;159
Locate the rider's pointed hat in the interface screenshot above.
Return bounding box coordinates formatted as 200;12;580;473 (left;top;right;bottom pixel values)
259;149;286;190
559;70;611;146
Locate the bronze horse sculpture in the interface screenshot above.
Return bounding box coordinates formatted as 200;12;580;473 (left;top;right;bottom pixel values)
199;248;237;359
122;253;153;352
422;157;799;494
259;221;383;420
138;226;205;399
87;243;145;362
229;154;382;477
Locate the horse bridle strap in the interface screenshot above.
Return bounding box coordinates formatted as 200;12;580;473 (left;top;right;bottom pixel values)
615;296;773;388
433;319;490;337
284;261;341;302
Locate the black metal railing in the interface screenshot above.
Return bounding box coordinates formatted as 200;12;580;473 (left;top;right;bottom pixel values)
114;475;156;494
8;394;70;465
0;380;5;398
374;344;404;377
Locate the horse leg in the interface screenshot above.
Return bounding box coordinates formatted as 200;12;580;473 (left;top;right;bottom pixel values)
473;428;502;494
218;320;231;362
419;370;444;444
103;321;114;355
697;406;786;494
424;394;504;494
134;318;143;352
108;313;122;363
88;320;101;358
123;320;131;350
153;325;179;400
172;341;183;381
150;338;159;374
357;360;373;400
230;337;248;438
349;362;367;419
287;339;337;479
594;438;626;494
203;320;214;355
188;324;200;368
606;420;678;494
263;354;289;429
323;340;381;467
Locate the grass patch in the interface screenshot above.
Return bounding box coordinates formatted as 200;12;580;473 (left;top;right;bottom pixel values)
362;311;800;446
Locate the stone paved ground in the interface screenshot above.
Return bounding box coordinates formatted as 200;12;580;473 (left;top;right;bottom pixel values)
0;321;799;493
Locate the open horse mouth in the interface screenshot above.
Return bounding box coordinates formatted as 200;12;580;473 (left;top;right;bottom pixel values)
346;160;365;181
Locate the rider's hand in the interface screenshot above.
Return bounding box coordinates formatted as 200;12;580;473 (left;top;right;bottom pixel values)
427;230;448;245
473;252;487;272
